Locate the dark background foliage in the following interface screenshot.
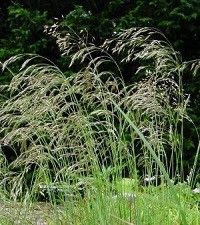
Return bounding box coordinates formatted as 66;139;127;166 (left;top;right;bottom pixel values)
0;0;199;178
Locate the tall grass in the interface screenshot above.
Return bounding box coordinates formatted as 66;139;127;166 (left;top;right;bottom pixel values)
0;27;199;224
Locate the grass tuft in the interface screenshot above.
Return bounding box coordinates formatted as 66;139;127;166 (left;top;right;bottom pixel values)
0;27;199;224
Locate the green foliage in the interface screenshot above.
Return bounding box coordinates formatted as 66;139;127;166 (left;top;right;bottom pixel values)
0;5;48;59
115;0;200;59
0;4;54;84
60;5;92;32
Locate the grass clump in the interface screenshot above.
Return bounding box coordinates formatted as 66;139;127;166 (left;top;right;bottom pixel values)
0;27;199;224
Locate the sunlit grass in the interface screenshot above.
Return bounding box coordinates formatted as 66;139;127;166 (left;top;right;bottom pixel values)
0;27;199;224
0;181;199;225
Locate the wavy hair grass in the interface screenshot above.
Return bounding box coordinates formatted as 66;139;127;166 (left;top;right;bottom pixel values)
0;27;198;200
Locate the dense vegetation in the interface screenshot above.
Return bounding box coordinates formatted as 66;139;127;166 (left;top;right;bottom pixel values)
0;1;199;224
1;0;200;170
